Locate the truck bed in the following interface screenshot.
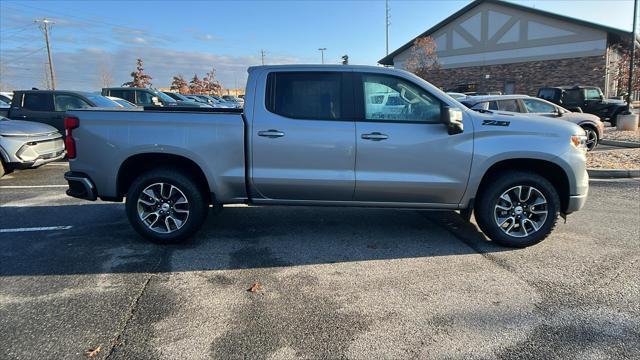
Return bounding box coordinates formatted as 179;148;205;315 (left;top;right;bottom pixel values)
66;107;248;203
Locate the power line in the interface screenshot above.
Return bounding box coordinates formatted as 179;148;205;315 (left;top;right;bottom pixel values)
0;46;45;62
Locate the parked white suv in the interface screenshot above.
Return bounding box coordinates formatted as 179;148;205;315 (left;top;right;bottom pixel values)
0;117;65;177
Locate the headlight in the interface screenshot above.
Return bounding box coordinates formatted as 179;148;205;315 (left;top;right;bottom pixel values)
571;134;587;150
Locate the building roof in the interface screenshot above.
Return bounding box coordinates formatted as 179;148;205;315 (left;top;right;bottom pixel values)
379;0;636;66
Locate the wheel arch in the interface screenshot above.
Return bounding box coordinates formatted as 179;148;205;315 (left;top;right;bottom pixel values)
117;153;213;204
475;158;571;213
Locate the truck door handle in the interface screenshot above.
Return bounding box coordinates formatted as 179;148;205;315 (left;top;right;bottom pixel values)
361;132;388;141
258;129;285;138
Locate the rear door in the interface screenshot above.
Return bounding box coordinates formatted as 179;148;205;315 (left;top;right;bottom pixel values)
353;73;472;204
11;92;58;131
250;70;356;201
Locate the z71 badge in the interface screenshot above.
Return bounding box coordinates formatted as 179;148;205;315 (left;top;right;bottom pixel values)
482;120;511;127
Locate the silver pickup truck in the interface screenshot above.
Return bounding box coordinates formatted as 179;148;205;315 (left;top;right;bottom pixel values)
64;65;589;248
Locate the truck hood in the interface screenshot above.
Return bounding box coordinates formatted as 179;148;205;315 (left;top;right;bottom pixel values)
557;112;601;124
0;119;60;137
602;98;626;105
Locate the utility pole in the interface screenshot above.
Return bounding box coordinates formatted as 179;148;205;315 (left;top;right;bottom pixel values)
385;0;390;56
35;18;56;90
261;49;265;65
626;0;638;111
318;48;327;64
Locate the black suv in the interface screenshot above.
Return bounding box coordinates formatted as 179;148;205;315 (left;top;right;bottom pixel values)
537;86;627;125
7;90;120;133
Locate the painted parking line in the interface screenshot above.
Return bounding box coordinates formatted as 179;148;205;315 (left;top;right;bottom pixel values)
0;226;72;233
0;185;67;189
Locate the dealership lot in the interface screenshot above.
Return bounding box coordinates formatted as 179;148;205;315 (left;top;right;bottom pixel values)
0;163;639;359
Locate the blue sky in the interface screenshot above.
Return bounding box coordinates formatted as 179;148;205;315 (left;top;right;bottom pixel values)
0;0;637;91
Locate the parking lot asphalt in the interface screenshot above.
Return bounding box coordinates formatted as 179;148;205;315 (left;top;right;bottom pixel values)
1;163;639;360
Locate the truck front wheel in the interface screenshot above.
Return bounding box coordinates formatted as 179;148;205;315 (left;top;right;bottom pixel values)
475;171;560;248
125;169;208;244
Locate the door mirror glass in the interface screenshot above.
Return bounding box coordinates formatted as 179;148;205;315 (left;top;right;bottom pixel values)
442;106;463;135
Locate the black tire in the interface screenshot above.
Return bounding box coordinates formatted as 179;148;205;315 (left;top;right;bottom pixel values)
582;126;599;151
125;168;208;244
475;171;560;248
609;111;619;127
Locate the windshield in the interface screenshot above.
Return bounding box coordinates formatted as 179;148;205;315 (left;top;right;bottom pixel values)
86;95;121;108
152;90;177;103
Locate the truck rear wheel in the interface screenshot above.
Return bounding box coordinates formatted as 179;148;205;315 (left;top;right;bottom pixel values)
475;171;560;248
125;168;208;244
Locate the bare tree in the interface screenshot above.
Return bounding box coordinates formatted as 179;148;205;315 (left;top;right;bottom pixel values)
609;43;640;97
122;58;152;88
203;66;222;95
189;74;203;94
405;36;441;79
170;75;189;94
99;63;113;88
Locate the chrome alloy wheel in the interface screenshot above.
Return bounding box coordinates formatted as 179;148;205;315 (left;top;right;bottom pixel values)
137;182;190;234
585;128;598;151
493;185;548;238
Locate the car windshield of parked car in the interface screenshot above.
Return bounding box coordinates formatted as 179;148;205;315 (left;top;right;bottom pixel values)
363;74;441;122
522;98;557;113
86;95;121;108
152;90;177;103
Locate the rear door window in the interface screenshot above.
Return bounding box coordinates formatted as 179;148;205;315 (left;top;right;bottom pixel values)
266;72;343;120
22;93;54;111
496;100;520;112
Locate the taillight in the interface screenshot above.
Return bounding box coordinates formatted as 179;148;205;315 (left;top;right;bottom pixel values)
64;116;79;159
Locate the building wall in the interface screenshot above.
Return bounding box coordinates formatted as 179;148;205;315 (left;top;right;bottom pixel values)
392;2;607;70
422;55;606;96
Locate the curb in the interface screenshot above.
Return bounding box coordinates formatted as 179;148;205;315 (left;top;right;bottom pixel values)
587;168;640;178
600;139;640;148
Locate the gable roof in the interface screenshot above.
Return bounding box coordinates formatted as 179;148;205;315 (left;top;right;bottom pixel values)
379;0;635;65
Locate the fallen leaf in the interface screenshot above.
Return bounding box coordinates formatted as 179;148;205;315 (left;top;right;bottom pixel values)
247;282;263;292
85;345;101;358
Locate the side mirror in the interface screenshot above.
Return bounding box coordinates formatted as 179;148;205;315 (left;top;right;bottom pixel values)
442;106;464;135
555;107;563;117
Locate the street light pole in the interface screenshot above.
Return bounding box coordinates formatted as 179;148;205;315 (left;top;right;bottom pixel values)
318;48;327;64
626;0;638;111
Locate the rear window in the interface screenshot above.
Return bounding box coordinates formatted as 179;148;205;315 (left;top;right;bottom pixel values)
23;93;53;111
563;90;582;104
266;72;342;120
538;88;557;101
108;90;135;103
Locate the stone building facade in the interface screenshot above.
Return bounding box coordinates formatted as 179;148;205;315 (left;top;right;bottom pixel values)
379;0;635;97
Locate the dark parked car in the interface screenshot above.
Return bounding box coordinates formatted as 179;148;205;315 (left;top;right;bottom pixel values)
102;87;205;108
5;90;120;133
162;91;212;108
537;86;627;125
461;95;604;151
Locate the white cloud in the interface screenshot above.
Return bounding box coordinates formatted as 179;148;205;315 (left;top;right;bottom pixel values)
0;46;305;91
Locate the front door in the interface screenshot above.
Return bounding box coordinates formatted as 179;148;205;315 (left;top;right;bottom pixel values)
353;73;473;205
251;71;356;201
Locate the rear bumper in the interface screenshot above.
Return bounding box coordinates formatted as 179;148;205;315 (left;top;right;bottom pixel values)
64;171;97;201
